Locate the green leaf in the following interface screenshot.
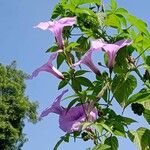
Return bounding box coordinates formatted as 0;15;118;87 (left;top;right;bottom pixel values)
125;89;150;108
95;122;113;134
61;0;68;4
146;56;150;66
92;123;103;135
112;122;126;137
57;53;65;69
128;15;149;36
113;47;129;74
115;8;128;15
66;98;79;112
65;42;80;52
77;76;93;87
92;144;111;150
111;0;117;11
143;109;150;124
128;128;150;150
104;136;118;150
75;70;90;76
112;74;137;107
116;115;137;125
72;78;82;92
105;14;121;28
46;45;58;53
51;4;64;19
75;7;97;16
70;0;100;6
77;36;89;52
58;79;69;90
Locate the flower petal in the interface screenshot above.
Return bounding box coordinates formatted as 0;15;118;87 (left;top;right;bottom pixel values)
102;39;133;68
34;17;76;48
59;103;98;133
40;89;68;118
72;38;105;75
29;50;64;79
58;17;77;27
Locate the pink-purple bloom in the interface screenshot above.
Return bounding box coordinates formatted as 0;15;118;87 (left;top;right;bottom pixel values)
34;17;76;48
40;90;98;133
29;50;64;80
72;39;132;72
72;39;105;75
102;39;133;68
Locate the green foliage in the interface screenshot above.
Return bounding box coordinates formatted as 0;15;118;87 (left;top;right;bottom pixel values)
37;0;150;149
112;74;137;106
0;63;38;150
104;136;118;150
128;128;150;150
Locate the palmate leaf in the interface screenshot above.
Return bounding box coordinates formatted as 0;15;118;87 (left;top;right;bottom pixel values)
112;74;137;107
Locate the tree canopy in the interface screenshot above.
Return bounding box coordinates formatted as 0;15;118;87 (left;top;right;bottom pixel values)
0;62;38;150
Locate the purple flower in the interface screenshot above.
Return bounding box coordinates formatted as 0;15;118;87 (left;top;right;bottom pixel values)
34;17;76;48
40;90;98;133
102;39;133;68
72;39;105;75
29;50;64;80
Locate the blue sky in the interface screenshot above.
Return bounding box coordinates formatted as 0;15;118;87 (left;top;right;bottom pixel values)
0;0;149;150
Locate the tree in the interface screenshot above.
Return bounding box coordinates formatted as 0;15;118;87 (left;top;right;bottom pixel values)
29;0;150;149
0;62;38;150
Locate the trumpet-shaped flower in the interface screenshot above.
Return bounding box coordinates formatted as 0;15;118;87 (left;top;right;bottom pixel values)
72;39;105;75
102;39;132;68
40;90;98;133
34;17;76;48
29;50;64;80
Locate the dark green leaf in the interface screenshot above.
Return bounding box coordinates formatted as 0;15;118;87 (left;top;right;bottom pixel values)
57;53;65;69
112;74;137;107
146;56;150;66
112;122;126;137
75;70;90;76
77;76;93;87
51;4;64;19
104;136;118;150
46;45;58;53
72;78;82;92
66;98;80;112
58;79;69;90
